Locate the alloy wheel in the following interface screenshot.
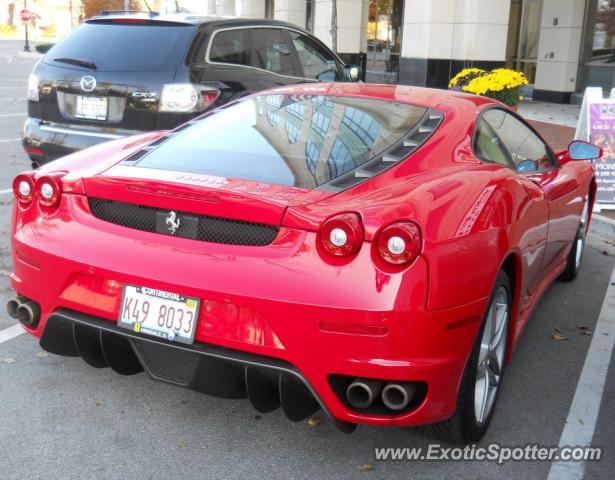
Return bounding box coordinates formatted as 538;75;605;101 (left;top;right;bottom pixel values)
474;287;509;425
575;200;589;269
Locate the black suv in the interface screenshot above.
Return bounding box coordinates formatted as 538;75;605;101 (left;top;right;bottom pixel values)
24;12;358;167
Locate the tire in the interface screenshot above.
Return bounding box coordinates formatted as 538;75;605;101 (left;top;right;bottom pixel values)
429;270;511;444
559;198;589;282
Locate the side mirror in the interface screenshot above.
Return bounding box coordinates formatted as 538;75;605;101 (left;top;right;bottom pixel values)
344;65;360;82
568;140;602;160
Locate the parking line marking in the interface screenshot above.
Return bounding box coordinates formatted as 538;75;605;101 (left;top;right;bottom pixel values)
0;98;26;101
0;324;24;345
0;138;20;143
0;113;26;117
0;188;12;195
547;265;615;480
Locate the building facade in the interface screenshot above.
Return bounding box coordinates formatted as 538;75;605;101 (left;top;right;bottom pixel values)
2;0;613;102
192;0;615;103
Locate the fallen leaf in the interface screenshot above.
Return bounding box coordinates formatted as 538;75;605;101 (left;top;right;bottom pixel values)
575;325;593;335
306;416;324;427
0;357;16;364
178;441;187;448
0;269;11;277
357;464;374;472
35;351;48;358
95;400;102;407
552;332;568;341
554;327;563;334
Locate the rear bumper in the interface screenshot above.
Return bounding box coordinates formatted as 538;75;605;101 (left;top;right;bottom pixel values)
22;117;140;164
42;308;351;428
11;194;489;427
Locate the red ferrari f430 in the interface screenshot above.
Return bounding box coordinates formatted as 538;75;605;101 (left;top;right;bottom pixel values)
8;84;600;443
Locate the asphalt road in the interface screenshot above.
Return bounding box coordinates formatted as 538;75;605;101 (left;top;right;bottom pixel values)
0;39;614;480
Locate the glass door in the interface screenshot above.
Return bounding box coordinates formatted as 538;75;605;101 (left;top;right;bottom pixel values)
366;0;404;83
579;0;615;93
506;0;543;83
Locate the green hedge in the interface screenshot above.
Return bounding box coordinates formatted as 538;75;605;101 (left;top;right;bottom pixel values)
35;43;55;54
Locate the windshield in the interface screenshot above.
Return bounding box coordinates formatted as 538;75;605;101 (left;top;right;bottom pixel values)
44;22;196;71
133;95;428;189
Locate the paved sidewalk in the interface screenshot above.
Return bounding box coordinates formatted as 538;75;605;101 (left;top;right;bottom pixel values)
528;120;574;152
519;100;581;128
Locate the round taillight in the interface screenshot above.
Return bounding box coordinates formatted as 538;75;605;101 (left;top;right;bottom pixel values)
35;176;62;208
319;212;364;256
377;221;422;265
12;174;35;205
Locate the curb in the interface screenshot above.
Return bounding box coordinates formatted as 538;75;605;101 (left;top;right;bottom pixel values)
15;51;42;60
590;214;615;239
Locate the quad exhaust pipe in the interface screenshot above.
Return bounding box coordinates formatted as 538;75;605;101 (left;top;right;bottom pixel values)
381;381;416;411
7;296;40;328
346;378;384;409
6;296;27;319
345;377;417;411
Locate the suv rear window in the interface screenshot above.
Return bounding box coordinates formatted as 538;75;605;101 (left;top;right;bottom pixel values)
44;22;196;71
133;95;428;189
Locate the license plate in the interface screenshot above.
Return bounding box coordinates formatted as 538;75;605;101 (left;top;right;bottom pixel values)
75;95;108;120
118;285;200;344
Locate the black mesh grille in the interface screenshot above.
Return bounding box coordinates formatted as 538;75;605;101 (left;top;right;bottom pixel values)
132;340;199;386
88;198;279;246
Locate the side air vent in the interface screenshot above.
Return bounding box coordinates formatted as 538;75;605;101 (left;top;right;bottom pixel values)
322;108;444;192
122;122;198;163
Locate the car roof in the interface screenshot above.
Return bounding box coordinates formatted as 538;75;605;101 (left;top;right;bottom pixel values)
88;11;307;31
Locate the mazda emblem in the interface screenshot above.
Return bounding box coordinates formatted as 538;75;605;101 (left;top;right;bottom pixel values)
80;75;97;92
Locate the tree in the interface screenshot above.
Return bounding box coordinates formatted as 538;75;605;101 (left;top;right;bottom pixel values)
81;0;143;19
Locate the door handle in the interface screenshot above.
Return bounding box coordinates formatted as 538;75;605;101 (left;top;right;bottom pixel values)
522;182;544;200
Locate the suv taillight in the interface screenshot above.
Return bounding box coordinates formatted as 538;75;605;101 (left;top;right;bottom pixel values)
27;72;39;101
319;212;364;256
159;83;220;112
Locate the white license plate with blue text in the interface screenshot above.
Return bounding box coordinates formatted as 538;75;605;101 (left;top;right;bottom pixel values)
75;95;108;120
118;285;200;344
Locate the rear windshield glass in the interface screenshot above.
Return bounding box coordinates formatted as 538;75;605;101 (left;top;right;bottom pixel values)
133;95;428;189
44;22;196;71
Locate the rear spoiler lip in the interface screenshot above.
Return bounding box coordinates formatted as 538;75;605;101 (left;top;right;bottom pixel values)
86;17;197;27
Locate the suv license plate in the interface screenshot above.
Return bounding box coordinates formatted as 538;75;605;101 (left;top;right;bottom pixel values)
75;95;108;120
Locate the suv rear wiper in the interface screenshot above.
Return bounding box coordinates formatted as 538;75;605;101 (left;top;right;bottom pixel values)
53;57;97;70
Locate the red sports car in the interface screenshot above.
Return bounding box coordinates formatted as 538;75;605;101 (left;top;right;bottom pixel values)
8;83;599;443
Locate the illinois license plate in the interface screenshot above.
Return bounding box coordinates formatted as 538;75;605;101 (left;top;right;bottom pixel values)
75;95;108;120
118;285;200;344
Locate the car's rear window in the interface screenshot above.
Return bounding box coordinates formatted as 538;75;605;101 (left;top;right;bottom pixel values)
44;22;196;71
133;95;428;189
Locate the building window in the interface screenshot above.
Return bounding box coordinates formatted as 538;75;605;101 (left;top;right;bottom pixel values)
579;0;615;92
306;0;315;32
265;0;274;19
505;0;543;84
